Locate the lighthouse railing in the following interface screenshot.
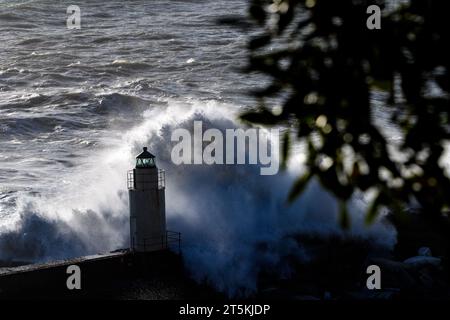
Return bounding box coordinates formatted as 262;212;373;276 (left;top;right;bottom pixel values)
140;231;181;254
166;230;182;254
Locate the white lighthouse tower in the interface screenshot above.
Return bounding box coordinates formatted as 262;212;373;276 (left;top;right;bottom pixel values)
128;147;167;252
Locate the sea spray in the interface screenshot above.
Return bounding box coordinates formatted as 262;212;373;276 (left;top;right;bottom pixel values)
0;98;396;296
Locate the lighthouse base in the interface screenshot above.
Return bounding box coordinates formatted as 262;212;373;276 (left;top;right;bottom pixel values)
129;189;166;252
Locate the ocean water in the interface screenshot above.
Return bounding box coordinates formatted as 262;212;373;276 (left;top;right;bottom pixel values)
0;0;396;296
0;0;251;224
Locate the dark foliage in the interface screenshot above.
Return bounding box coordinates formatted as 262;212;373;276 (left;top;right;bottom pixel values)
239;0;450;225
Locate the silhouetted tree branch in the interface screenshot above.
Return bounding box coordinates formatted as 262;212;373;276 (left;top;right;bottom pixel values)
241;0;450;226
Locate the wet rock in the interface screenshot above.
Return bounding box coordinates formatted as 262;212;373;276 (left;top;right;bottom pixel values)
404;247;441;267
367;254;447;296
418;247;432;257
404;256;441;267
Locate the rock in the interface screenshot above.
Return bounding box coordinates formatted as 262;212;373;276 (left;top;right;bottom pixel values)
403;256;441;267
367;258;417;290
323;291;332;300
418;247;432;257
367;255;446;296
404;245;441;268
345;288;400;300
293;295;321;301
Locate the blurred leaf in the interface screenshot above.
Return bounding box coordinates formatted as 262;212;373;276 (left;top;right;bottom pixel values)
217;15;253;30
249;3;267;24
370;79;392;92
339;201;350;230
240;109;280;125
249;35;272;49
365;192;382;225
287;171;312;203
281;129;291;170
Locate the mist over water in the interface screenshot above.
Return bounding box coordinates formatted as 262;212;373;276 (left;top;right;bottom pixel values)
0;0;396;295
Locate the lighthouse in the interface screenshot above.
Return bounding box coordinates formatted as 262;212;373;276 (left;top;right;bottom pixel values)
128;147;167;252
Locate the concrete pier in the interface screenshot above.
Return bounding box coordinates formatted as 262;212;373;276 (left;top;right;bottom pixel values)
0;250;205;299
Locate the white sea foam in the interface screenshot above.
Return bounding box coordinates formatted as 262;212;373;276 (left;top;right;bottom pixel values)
0;97;396;296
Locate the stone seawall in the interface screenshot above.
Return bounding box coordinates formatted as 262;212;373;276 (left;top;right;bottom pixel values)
0;250;205;299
